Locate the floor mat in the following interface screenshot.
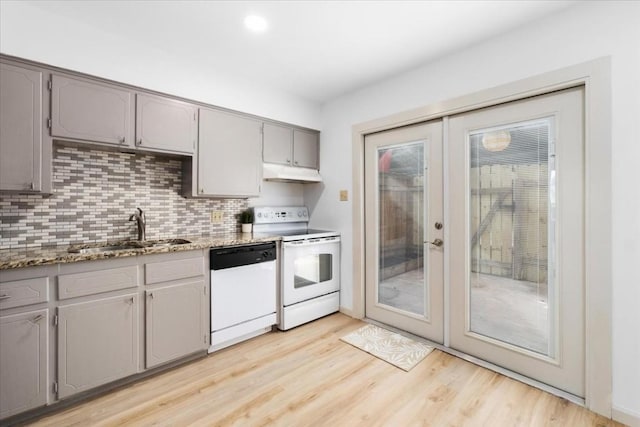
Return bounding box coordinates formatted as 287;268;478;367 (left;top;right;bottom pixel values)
340;324;433;371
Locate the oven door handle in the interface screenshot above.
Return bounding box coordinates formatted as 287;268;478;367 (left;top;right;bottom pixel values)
283;236;340;247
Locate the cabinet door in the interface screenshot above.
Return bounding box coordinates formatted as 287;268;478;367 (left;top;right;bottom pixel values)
0;309;48;419
262;122;293;165
51;75;133;147
0;62;42;192
145;281;205;368
197;108;262;197
292;129;319;169
57;294;138;399
136;93;196;155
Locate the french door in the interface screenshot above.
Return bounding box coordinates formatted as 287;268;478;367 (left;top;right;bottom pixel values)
363;87;585;397
448;87;585;396
364;121;444;343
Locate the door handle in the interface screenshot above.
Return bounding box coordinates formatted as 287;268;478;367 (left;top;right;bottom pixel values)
426;238;444;247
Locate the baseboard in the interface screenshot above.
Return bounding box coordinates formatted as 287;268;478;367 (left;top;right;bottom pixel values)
339;306;356;318
613;406;640;427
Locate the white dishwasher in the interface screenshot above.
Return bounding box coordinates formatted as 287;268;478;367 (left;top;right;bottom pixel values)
209;242;277;353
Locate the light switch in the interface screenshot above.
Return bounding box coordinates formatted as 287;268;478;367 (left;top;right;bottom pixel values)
339;190;348;201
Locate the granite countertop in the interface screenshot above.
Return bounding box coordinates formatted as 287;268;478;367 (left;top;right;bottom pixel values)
0;233;282;270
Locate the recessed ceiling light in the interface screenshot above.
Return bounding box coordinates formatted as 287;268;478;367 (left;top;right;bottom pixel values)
244;15;268;33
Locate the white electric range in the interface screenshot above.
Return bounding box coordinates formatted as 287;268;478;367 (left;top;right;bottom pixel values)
253;206;340;330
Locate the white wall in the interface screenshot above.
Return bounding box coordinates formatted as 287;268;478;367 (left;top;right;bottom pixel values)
249;181;304;208
0;1;321;130
307;1;640;418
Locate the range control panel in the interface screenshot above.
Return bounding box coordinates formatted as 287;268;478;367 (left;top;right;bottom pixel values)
253;206;309;224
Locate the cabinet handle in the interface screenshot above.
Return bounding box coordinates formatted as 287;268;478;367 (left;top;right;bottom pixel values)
30;182;35;190
128;297;135;304
30;314;44;323
286;159;291;164
136;138;142;146
200;188;204;194
0;294;11;300
294;161;299;165
148;293;154;299
119;136;126;143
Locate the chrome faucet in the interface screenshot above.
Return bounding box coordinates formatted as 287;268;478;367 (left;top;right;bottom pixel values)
129;207;146;241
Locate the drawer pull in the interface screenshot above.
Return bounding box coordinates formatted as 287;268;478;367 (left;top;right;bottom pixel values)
0;294;11;300
30;314;44;323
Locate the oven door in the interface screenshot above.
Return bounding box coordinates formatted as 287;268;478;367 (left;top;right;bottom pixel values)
282;236;340;306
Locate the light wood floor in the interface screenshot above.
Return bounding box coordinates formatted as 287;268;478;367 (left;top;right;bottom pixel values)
26;313;620;427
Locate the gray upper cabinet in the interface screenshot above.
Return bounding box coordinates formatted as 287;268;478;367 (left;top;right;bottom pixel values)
263;123;293;166
0;61;43;192
51;74;133;148
145;281;205;368
57;294;139;399
194;108;262;197
263;122;319;169
0;309;49;419
292;129;319;169
50;76;196;155
135;93;196;155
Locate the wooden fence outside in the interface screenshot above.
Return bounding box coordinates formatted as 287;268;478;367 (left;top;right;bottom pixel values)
376;162;549;284
470;163;549;283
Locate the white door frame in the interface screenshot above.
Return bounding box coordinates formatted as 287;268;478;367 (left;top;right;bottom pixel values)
350;57;611;417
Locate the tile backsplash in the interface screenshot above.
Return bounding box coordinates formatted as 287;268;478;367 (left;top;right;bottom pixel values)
0;143;248;249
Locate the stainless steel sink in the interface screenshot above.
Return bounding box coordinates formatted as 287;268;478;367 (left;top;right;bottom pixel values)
68;244;143;254
68;239;191;254
147;238;192;247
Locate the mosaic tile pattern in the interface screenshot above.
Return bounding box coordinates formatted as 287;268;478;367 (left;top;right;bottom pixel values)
0;143;248;249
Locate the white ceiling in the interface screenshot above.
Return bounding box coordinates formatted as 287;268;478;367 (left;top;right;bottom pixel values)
25;0;578;104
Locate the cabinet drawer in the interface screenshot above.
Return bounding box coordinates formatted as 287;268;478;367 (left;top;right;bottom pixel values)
145;257;204;285
58;266;138;300
0;277;49;310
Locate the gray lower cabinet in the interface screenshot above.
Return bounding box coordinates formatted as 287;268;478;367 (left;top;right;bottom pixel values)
0;61;43;192
50;74;133;148
0;251;208;420
262;122;319;169
0;309;49;419
136;93;196;155
57;294;139;399
145;280;206;368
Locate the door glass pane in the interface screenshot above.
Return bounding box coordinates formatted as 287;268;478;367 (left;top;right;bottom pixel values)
294;254;332;288
469;118;555;356
377;141;426;317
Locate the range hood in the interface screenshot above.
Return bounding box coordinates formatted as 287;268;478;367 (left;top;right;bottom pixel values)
262;163;323;183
